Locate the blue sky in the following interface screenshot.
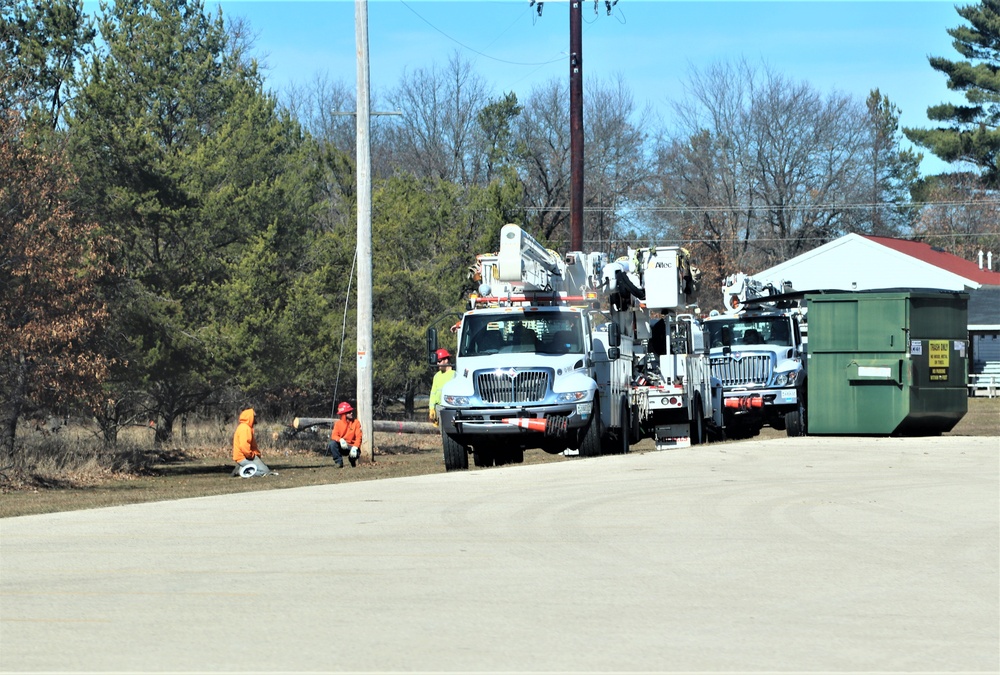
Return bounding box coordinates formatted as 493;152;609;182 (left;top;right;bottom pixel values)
118;1;972;176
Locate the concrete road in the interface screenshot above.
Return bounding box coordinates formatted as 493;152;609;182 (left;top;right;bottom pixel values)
2;436;998;673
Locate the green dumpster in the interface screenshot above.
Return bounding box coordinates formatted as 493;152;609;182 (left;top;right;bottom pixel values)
805;290;968;435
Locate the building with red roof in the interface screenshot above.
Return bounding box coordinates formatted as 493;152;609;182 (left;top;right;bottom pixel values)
755;234;1000;394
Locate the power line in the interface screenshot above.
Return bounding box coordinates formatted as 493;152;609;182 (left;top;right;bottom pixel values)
540;232;1000;246
398;0;565;67
516;200;1000;214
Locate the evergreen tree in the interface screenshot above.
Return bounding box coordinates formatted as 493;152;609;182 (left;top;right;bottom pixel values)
0;0;96;130
865;89;922;236
904;0;1000;186
68;0;319;440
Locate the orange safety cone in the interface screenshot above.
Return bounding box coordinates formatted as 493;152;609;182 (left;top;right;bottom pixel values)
501;417;548;432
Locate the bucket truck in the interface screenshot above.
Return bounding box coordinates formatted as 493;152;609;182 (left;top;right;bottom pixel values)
427;224;719;471
601;248;721;450
702;273;807;438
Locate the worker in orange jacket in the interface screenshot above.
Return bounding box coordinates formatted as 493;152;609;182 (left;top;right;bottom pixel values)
329;401;363;467
231;408;274;477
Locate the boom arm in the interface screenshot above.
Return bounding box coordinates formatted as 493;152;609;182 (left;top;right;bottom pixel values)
722;272;792;314
497;223;562;291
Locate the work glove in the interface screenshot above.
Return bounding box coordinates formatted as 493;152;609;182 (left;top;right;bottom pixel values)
349;446;359;460
339;438;349;451
428;408;437;423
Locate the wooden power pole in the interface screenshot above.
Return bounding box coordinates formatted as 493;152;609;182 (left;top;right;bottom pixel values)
355;0;373;463
569;0;584;252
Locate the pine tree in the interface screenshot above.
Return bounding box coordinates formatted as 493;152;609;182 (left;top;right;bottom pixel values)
903;0;1000;186
866;89;922;236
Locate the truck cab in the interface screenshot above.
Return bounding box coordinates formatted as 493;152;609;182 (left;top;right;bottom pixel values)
704;309;806;438
437;306;612;468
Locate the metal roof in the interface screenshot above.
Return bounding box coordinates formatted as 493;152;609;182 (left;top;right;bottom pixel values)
861;236;1000;286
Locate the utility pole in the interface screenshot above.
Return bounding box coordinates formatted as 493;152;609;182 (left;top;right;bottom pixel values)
535;0;619;251
569;0;583;251
355;0;373;463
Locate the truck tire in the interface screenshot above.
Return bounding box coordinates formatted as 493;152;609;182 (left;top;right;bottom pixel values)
473;446;495;467
579;397;602;457
785;409;804;437
786;390;807;437
690;395;704;445
502;447;524;464
628;404;642;444
618;396;631;454
443;433;469;471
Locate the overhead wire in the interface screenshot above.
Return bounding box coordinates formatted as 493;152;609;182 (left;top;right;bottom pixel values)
514;199;1000;213
397;0;565;67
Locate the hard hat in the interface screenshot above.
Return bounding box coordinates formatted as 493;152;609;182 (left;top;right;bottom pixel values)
337;402;354;415
435;348;451;361
239;464;258;478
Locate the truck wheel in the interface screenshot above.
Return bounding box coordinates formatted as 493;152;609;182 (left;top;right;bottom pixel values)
785;410;803;437
690;396;704;445
628;404;642;444
443;433;469;471
618;396;631;454
504;448;524;464
579;397;602;457
473;447;495;467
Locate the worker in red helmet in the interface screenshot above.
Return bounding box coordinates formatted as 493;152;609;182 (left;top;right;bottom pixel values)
328;401;363;467
428;348;455;426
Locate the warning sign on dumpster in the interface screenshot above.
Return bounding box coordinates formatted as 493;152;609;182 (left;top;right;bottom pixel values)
929;340;949;381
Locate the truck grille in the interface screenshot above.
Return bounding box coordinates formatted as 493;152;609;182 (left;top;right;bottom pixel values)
711;354;772;387
477;369;550;404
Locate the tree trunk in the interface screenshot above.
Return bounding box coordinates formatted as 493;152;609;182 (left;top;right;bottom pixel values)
0;353;27;459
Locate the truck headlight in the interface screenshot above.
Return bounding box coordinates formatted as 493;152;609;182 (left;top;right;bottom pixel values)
556;391;589;402
443;395;470;406
773;371;798;387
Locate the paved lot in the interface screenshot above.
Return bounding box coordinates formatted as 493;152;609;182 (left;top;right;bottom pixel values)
2;436;998;673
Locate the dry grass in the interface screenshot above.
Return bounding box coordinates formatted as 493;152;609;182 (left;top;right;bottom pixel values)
2;397;996;519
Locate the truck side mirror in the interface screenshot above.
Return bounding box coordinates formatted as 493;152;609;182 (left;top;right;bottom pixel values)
607;347;620;361
426;328;439;365
608;323;621;348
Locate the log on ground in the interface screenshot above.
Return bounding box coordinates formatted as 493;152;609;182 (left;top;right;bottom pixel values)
292;417;438;435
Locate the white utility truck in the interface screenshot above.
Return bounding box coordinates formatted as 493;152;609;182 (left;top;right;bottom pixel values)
702;273;807;438
429;224;719;470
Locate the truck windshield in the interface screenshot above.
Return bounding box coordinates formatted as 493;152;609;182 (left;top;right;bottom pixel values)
459;314;585;357
706;316;793;348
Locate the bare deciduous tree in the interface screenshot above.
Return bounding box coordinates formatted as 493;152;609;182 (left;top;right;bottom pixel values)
385;51;492;187
653;60;895;293
515;75;653;250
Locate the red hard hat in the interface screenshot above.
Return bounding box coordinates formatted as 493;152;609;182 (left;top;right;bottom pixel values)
435;348;451;361
337;402;354;415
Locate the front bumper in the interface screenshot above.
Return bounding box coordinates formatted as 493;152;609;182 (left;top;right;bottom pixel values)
438;400;593;438
723;387;797;410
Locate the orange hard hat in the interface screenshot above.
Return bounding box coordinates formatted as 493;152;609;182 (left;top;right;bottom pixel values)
337;402;354;415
